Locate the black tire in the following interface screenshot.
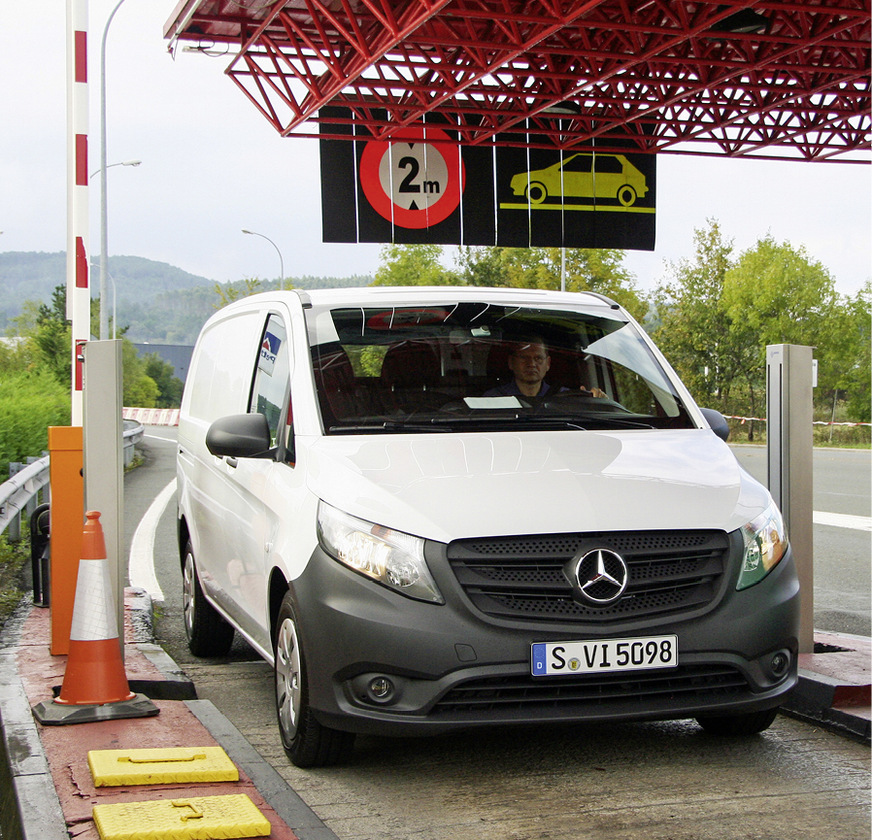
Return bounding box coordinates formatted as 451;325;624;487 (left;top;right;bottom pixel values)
696;707;779;736
182;540;234;657
274;592;355;768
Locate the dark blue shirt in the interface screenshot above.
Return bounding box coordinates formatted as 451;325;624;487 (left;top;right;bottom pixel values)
483;381;553;398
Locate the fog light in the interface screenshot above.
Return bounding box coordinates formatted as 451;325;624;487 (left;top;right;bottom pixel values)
770;651;790;678
368;677;395;703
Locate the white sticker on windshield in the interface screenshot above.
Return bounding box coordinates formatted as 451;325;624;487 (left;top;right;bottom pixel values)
464;396;523;410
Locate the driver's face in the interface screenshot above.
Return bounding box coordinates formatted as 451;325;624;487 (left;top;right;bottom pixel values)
509;343;550;386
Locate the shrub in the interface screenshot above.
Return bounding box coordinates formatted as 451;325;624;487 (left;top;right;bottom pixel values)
0;370;70;480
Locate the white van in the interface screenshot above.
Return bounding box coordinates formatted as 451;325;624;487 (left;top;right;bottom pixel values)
177;287;799;767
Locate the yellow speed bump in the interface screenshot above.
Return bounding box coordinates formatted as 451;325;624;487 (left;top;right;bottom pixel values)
92;794;270;840
88;747;239;786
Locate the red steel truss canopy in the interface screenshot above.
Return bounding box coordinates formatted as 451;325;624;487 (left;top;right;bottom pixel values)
164;0;871;162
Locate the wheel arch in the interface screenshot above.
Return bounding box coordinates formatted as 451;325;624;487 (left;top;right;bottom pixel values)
269;567;291;645
177;515;191;572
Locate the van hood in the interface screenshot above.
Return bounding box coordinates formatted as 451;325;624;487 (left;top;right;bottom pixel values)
305;430;770;543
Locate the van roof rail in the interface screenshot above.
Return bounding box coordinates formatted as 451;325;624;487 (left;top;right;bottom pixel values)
583;291;622;310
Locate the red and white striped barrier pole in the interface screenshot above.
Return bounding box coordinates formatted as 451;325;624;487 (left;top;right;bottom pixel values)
66;0;90;426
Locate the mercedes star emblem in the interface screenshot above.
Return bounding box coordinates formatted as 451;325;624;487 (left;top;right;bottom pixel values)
575;549;629;605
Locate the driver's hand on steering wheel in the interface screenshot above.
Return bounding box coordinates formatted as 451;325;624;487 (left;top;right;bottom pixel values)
580;386;607;398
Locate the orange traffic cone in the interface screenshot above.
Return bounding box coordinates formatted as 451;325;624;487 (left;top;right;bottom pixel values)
56;510;134;705
32;511;159;725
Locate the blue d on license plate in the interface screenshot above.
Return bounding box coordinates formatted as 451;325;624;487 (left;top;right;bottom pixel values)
531;635;678;677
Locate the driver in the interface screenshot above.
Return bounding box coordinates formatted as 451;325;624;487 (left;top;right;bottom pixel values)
485;336;606;399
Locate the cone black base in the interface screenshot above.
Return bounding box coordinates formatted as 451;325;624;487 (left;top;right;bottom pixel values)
32;693;159;726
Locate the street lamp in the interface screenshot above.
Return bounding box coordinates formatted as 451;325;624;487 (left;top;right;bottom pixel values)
98;0;132;341
242;229;285;290
91;159;141;179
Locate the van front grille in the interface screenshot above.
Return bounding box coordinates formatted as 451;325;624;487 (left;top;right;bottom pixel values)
446;530;731;622
433;664;749;716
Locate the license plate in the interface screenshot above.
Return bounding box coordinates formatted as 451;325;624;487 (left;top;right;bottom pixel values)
531;635;678;677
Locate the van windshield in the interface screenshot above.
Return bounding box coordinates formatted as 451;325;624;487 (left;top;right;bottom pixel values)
305;301;694;434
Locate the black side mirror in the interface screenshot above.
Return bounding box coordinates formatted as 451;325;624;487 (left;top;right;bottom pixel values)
700;408;730;443
206;413;271;458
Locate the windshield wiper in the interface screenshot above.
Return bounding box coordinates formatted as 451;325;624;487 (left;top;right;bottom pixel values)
328;420;453;433
574;415;655;429
428;413;589;431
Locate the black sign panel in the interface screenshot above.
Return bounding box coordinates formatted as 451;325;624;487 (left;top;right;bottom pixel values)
320;109;656;250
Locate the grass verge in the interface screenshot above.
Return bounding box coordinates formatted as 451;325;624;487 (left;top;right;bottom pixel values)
0;535;29;632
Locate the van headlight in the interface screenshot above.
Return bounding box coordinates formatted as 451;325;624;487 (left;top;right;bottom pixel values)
317;502;443;604
736;502;789;590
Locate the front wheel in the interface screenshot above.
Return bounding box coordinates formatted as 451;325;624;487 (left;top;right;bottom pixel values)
274;593;355;768
696;707;779;736
182;541;234;657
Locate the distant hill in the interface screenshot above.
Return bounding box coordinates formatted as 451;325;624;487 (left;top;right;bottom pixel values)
0;252;373;344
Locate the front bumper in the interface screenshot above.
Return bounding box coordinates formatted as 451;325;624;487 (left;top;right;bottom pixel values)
290;541;800;737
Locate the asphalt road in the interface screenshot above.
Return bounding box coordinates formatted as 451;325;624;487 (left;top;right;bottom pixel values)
128;429;871;840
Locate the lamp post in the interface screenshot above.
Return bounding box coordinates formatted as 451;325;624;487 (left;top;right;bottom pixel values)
89;259;118;340
242;229;285;290
91;160;139;339
99;0;131;341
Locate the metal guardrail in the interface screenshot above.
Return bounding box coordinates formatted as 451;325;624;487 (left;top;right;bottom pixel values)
0;421;145;541
0;456;50;540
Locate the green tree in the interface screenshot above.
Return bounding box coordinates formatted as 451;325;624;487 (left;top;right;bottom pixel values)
0;369;70;479
143;352;184;408
653;220;751;411
373;244;461;286
455;246;646;318
839;281;871;422
214;277;265;308
722;235;842;415
28;286;73;387
121;340;159;407
812;280;870;424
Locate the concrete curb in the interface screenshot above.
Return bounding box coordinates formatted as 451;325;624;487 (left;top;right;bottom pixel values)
781;672;871;743
0;594;339;840
185;700;340;840
0;602;66;840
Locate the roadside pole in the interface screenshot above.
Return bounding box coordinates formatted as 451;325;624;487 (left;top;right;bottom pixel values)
766;344;814;654
83;341;125;656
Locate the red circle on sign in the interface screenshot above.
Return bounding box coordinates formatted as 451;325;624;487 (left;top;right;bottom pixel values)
359;128;464;229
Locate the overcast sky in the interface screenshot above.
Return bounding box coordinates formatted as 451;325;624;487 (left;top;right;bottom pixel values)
2;2;869;298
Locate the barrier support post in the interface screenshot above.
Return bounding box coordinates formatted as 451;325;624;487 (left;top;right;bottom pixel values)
83;340;125;654
766;344;814;654
47;425;84;655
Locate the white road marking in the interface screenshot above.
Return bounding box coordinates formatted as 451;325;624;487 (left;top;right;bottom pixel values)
813;511;872;532
128;478;176;601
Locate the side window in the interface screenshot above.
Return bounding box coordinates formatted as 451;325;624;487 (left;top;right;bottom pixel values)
249;315;293;459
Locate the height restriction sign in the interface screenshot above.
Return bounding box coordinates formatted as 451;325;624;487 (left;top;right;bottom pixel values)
359;127;464;229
